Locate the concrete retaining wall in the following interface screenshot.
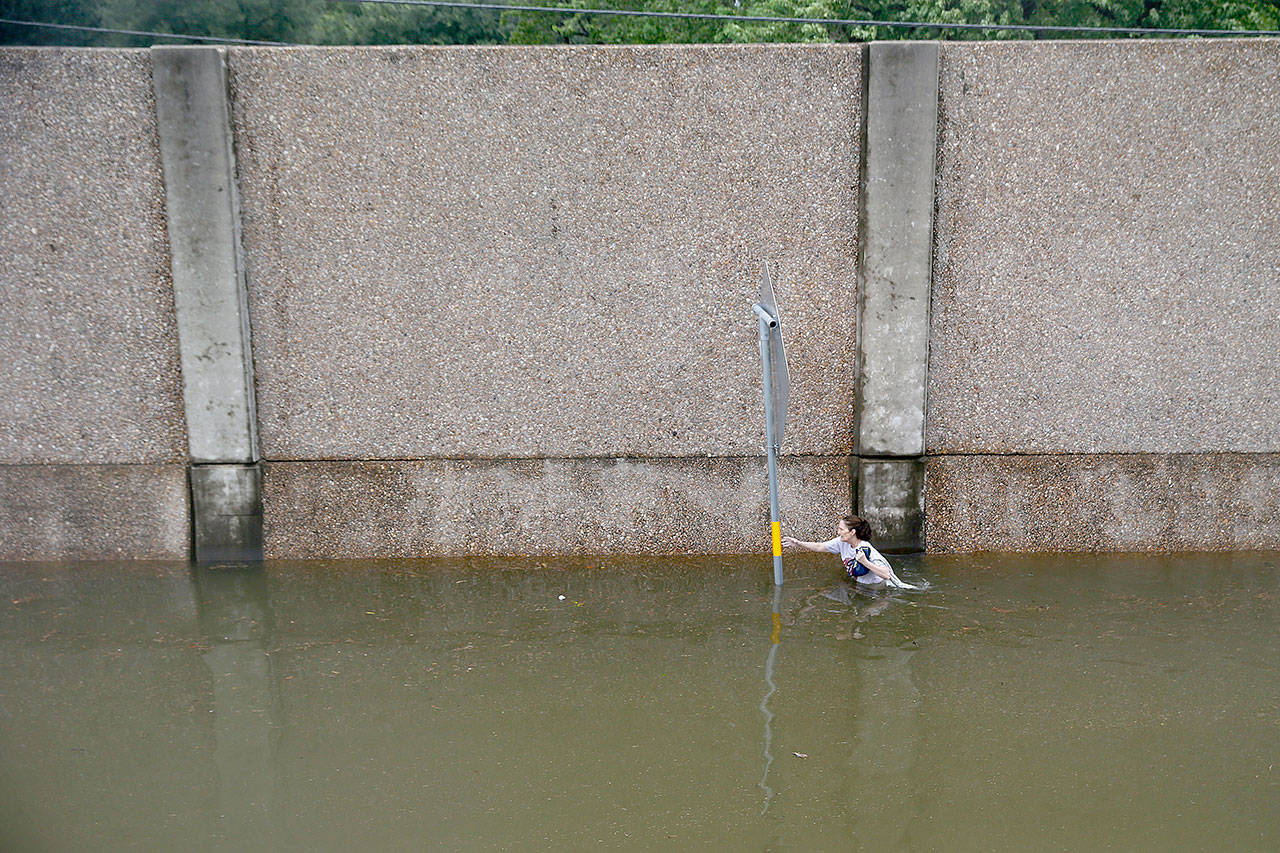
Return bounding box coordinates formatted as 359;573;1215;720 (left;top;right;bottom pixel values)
227;44;864;558
2;41;1278;559
262;457;850;558
925;40;1280;551
0;50;186;464
926;454;1280;552
0;49;190;560
0;465;191;560
930;40;1280;455
228;45;862;462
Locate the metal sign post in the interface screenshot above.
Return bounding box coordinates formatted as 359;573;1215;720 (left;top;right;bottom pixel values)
752;266;790;586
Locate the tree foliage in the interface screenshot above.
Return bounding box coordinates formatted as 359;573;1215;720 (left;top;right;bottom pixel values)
1;0;1276;46
311;1;506;45
1;0;104;45
504;0;729;45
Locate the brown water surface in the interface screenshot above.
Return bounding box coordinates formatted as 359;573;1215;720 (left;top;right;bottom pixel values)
0;553;1276;851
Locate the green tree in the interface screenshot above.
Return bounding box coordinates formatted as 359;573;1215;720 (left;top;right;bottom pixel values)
311;0;508;45
717;0;867;42
96;0;321;44
1;0;104;45
877;0;1279;38
0;0;1274;46
504;0;732;44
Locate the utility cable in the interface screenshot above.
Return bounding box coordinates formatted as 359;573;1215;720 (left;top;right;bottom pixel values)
4;3;1276;46
0;18;293;46
327;0;1280;38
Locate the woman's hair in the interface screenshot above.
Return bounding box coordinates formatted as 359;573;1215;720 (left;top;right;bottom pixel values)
840;514;872;542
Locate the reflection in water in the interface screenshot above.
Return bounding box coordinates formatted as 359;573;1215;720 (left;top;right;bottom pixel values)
193;565;277;851
791;577;923;846
758;585;784;814
848;634;920;848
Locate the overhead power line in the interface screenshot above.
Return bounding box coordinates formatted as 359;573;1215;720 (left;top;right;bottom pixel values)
328;0;1280;38
4;4;1277;46
0;18;292;46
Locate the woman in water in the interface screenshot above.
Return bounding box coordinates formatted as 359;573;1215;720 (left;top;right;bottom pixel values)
783;514;922;590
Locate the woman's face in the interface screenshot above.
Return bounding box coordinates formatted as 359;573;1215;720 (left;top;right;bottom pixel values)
837;521;858;544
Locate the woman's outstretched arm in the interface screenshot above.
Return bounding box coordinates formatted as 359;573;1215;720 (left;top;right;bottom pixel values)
782;536;829;553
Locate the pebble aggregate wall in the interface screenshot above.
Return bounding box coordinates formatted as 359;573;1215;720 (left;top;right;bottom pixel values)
926;454;1280;552
925;40;1280;551
929;40;1280;454
261;457;850;558
226;44;864;557
4;42;1279;559
0;49;190;560
227;45;863;462
0;465;190;561
0;50;186;464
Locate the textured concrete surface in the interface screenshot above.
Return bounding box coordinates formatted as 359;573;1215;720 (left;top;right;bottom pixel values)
858;41;938;458
856;457;924;551
0;49;187;464
261;456;852;557
8;43;1280;561
228;45;863;461
153;47;259;464
924;453;1280;552
930;40;1280;454
0;464;191;560
190;464;263;562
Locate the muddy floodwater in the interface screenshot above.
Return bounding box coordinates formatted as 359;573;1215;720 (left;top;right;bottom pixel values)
1;553;1277;851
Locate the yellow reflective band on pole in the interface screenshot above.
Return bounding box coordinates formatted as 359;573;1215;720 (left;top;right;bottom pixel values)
771;521;782;557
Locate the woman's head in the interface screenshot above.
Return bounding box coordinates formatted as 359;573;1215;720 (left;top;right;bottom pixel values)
837;514;872;543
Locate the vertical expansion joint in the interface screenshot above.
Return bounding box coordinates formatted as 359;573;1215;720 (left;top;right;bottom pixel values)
154;46;263;561
856;457;925;553
854;42;941;552
853;42;872;461
152;45;260;466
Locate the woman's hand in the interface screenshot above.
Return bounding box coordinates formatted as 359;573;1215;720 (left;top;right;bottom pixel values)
855;552;893;580
783;536;825;552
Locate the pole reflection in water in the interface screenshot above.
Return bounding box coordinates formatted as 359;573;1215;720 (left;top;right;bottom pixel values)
758;584;784;814
192;564;278;850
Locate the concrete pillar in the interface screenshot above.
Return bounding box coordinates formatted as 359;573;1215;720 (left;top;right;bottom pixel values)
191;465;263;562
856;458;924;551
855;42;939;551
153;46;262;561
